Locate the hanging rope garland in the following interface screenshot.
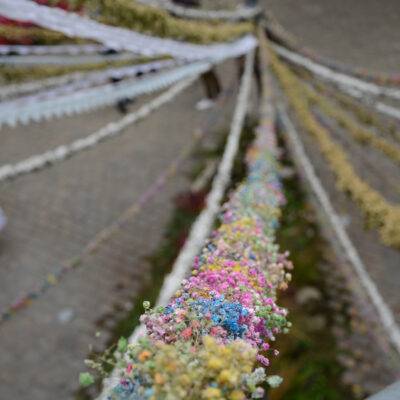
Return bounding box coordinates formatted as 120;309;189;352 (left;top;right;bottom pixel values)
277;104;400;356
270;45;400;249
272;44;400;102
0;0;257;60
0;74;201;183
294;74;400;167
295;70;400;143
0;59;178;111
0;43;111;55
0;59;210;129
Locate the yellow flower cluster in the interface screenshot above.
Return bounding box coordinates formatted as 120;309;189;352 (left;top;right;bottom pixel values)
302;81;400;167
147;336;256;400
0;56;167;83
87;0;253;44
269;45;400;249
0;24;83;46
304;76;400;143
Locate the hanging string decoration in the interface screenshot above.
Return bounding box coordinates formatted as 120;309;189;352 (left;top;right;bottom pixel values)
269;44;400;249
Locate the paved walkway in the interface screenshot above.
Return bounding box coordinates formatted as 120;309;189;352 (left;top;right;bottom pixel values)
0;62;238;399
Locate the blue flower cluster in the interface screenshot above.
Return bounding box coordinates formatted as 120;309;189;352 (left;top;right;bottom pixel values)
110;377;153;400
165;294;249;339
110;379;138;400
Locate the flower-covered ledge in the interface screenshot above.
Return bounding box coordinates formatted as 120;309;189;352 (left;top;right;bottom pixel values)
80;38;293;400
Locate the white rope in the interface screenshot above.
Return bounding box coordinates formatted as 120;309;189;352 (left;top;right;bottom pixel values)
0;0;257;61
0;76;198;183
0;59;178;109
96;48;255;400
0;60;209;129
277;103;400;356
0;43;112;55
0;73;89;101
0;59;177;101
273;44;400;101
135;0;261;21
340;85;400;123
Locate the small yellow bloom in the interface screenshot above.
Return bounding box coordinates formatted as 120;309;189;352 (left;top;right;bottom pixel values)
217;370;231;384
208;358;223;370
203;335;215;348
229;390;245;400
202;387;222;399
178;374;191;386
243;364;252;374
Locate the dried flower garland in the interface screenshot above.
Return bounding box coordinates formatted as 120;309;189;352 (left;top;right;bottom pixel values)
81;47;293;400
297;74;400;167
270;45;400;249
0;0;252;46
0;55;168;83
0;0;257;61
87;0;254;44
0;24;84;45
300;74;400;143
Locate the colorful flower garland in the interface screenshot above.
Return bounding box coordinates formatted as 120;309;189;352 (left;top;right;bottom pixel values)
82;45;293;400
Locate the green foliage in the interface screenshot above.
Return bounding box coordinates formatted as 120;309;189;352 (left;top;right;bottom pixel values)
79;372;95;387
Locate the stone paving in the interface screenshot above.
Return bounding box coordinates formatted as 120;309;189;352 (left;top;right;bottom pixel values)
0;61;238;399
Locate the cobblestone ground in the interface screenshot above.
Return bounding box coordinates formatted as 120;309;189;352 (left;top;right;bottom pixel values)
0;61;239;399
